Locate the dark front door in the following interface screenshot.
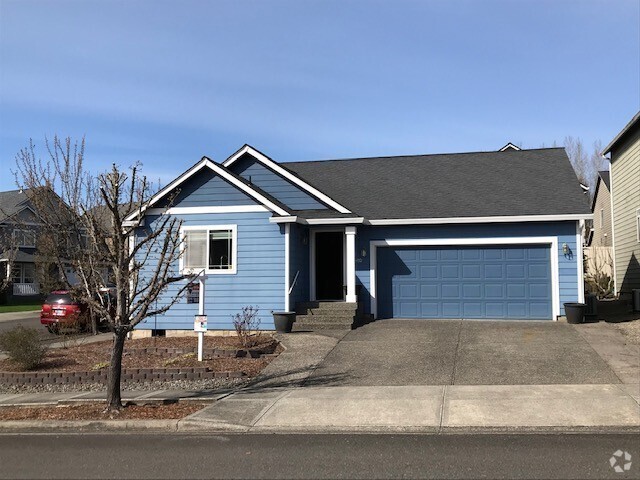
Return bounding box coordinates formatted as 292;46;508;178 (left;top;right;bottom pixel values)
315;231;344;300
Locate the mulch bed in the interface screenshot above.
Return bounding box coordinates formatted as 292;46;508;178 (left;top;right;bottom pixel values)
0;335;282;377
0;402;205;420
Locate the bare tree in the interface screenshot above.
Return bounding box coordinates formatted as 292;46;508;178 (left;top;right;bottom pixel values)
13;136;194;411
563;136;607;194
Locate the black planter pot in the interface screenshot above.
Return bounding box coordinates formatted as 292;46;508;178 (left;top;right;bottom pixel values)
273;312;295;333
564;303;587;324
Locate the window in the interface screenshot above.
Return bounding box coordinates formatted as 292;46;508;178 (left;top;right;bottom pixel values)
23;264;35;284
637;208;640;243
13;229;36;247
600;209;604;228
181;226;237;274
9;263;35;284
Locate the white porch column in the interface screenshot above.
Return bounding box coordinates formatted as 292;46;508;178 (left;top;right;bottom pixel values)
345;226;357;303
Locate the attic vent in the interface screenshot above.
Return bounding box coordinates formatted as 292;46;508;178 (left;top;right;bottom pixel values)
499;142;521;152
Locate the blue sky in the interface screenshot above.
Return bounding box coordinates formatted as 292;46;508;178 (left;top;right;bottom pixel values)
1;0;638;191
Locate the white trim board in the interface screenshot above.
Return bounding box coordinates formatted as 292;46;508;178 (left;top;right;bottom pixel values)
269;216;365;225
222;145;352;214
576;221;585;303
284;223;291;312
146;205;269;216
368;237;560;321
125;158;289;221
368;214;592;226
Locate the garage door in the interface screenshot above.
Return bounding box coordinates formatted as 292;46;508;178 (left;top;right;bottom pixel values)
376;245;552;320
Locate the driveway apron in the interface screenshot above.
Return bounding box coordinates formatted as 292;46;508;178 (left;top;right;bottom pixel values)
305;319;621;386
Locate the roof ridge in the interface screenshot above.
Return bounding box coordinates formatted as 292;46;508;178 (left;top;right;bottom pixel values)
282;147;565;166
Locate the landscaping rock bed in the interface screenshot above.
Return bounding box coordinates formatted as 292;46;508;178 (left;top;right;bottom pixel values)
0;335;282;393
0;402;205;420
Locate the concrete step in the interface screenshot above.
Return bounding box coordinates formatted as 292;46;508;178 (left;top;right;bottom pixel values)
296;307;358;315
292;322;353;332
294;315;355;325
296;310;356;318
295;302;358;311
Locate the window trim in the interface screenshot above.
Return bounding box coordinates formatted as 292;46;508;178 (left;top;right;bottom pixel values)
180;225;238;275
12;229;36;248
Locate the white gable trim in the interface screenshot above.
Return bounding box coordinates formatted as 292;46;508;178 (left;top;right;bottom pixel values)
125;158;289;221
222;145;352;214
499;142;521;151
369;236;560;321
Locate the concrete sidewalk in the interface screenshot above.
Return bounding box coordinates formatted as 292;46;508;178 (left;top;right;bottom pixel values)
1;383;638;433
177;383;640;433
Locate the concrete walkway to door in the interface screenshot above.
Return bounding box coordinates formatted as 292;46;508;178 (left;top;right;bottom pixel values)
306;319;622;386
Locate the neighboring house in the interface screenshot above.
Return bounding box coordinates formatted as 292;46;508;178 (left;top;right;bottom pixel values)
0;188;42;301
603;111;640;296
584;171;614;280
127;145;591;332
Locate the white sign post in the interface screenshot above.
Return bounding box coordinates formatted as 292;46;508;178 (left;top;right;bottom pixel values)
194;275;207;361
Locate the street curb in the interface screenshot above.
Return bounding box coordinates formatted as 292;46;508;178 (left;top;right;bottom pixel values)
1;420;639;435
0;419;180;432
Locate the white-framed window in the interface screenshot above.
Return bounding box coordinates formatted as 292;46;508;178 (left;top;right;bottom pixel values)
9;263;35;284
600;208;604;228
180;225;237;274
12;229;36;248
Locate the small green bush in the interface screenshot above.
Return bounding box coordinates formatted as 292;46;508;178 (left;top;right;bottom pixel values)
0;326;47;370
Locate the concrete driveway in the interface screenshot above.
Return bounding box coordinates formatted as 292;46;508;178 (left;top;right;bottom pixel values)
307;320;621;386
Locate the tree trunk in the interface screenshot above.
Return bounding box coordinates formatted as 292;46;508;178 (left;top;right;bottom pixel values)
106;330;127;410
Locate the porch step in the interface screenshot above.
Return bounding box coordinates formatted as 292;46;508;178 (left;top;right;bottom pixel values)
294;314;356;324
293;301;360;331
295;302;358;315
292;321;354;332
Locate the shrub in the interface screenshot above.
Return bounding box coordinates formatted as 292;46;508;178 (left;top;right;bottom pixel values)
232;306;261;348
0;326;47;370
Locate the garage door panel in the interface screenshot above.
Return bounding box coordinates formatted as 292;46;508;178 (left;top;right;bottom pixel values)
462;265;481;279
462;249;482;260
421;284;439;298
377;245;552;320
441;284;459;298
485;284;504;298
420;265;438;280
462;284;482;298
442;303;461;317
484;264;503;279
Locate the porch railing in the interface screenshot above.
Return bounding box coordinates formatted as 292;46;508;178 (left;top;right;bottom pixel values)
13;283;40;296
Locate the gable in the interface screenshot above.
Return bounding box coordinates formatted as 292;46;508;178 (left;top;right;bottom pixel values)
159;168;260;208
229;153;328;211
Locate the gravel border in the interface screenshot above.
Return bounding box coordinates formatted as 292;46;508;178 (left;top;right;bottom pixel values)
0;376;251;394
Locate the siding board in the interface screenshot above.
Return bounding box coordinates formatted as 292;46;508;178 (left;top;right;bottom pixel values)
230;154;328;210
610;126;640;292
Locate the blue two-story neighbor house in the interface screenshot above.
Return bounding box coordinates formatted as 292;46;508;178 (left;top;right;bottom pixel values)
128;144;592;333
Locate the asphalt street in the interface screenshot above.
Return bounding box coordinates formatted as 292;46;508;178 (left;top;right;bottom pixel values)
0;433;637;479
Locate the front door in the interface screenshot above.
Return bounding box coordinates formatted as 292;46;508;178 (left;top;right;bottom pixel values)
315;231;344;300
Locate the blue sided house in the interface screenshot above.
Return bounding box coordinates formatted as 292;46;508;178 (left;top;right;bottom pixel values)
128;144;592;333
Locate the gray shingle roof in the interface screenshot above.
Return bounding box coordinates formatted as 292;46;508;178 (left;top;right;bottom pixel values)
0;188;32;223
283;148;591;219
599;170;611;191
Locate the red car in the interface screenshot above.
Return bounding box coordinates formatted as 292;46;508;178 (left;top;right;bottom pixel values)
40;290;89;333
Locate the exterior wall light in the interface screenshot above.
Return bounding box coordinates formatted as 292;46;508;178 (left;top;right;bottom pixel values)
361;248;367;257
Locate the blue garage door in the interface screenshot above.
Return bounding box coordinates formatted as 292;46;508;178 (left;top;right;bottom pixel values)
377;245;552;320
